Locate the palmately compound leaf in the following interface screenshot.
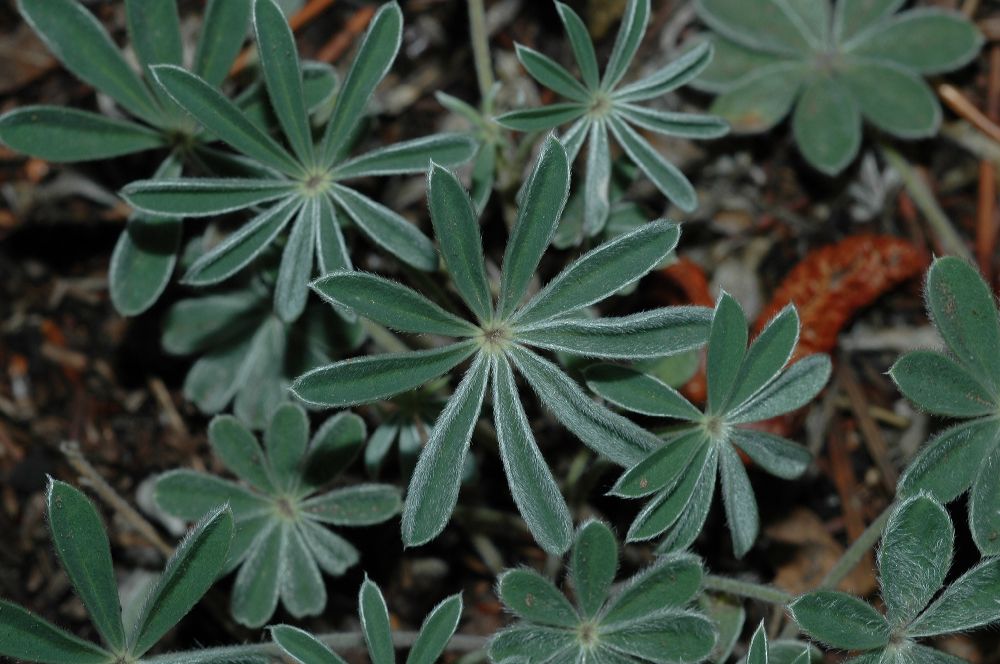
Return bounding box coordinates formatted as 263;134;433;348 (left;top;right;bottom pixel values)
490;522;715;664
292;143;708;554
0;480;234;664
497;0;726;229
891;257;1000;556
271;578;463;664
155;404;399;627
791;494;1000;659
0;0;252;315
589;293;829;555
693;0;983;174
120;0;475;322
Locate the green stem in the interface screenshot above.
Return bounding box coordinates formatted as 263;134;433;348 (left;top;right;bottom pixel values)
467;0;495;103
144;631;489;663
819;503;893;591
703;574;793;605
881;143;973;261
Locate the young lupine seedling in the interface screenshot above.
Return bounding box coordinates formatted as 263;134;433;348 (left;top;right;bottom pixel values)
271;577;462;664
489;520;716;663
162;282;362;429
789;493;1000;664
497;0;728;232
0;480;232;664
693;0;983;175
121;0;476;323
292;137;712;554
154;404;401;627
0;0;257;315
889;256;1000;556
586;294;832;556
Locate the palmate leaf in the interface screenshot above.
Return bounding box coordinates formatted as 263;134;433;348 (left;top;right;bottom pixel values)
491;523;714;664
598;292;827;554
695;0;982;174
499;0;723;225
296;146;702;553
157;404;395;627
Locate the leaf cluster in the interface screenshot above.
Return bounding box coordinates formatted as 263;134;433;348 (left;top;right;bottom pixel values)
586;293;831;555
155;403;400;627
490;520;716;663
0;480;232;664
790;494;1000;664
694;0;983;174
498;0;728;229
292;136;712;554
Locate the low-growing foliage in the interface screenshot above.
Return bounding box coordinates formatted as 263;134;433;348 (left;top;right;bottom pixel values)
489;520;716;663
162;280;362;428
498;0;728;229
889;256;1000;555
0;480;233;664
0;1;996;663
0;0;256;315
586;294;831;556
154;403;400;627
272;577;462;664
121;0;475;322
790;494;1000;663
694;0;982;174
292;137;711;553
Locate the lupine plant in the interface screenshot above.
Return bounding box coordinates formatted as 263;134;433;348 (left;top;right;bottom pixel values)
0;0;256;316
790;494;1000;664
292;137;712;554
0;480;232;664
890;256;1000;556
271;577;462;664
162;280;362;428
693;0;983;174
1;2;996;664
120;0;476;322
154;404;400;627
586;295;831;556
497;0;728;232
489;520;716;663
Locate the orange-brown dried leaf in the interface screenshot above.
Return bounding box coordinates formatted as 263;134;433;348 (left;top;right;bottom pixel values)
755;234;928;360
